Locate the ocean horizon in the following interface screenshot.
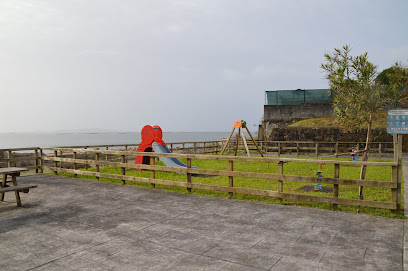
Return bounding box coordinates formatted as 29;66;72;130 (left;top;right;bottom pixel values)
0;131;252;149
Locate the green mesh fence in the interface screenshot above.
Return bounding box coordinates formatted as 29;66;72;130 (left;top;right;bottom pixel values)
265;89;333;105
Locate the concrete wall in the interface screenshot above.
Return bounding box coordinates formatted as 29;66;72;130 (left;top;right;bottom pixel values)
263;104;333;122
258;104;334;140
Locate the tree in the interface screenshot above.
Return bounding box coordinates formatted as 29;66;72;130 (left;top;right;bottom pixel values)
376;62;408;108
376;67;395;85
321;45;386;211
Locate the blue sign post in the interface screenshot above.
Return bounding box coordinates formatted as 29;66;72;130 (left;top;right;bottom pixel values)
387;109;408;134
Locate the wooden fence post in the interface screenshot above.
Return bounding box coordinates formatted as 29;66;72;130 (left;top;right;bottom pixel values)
335;142;339;158
53;151;58;175
393;134;398;162
35;149;39;173
315;143;319;157
278;161;284;196
379;143;382;159
121;155;126;185
40;149;44;173
125;146;128;163
392;165;398;214
84;148;88;169
333;164;340;210
278;142;281;156
59;151;63;168
397;135;402;214
151;157;156;188
73;152;77;177
7;151;12;167
391;135;402;214
105;147;109;161
95;153;100;181
228;160;234;198
187;158;192;192
296;143;300;157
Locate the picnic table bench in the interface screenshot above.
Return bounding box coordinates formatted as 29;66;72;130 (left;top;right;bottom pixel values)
0;167;37;207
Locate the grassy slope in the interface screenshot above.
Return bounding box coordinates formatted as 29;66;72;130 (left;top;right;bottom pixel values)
289;112;387;128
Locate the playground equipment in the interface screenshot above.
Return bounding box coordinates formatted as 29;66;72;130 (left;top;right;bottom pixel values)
314;162;325;191
350;145;359;161
135;125;197;169
220;120;263;157
152;142;198;169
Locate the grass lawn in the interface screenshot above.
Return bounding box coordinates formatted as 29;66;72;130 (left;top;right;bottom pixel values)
50;155;404;219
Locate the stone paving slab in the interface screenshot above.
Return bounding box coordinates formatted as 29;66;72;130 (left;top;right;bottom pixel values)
0;174;404;271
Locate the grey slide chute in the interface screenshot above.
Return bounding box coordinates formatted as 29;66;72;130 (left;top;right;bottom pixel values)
152;142;198;169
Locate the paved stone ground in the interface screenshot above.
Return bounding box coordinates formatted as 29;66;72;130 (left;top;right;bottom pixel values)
0;174;404;271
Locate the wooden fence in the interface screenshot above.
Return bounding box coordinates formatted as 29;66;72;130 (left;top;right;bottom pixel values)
0;147;42;172
36;142;402;214
227;141;394;158
0;140;394;172
0;141;223;170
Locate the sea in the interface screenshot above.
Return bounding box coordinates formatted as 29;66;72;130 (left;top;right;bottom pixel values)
0;132;234;149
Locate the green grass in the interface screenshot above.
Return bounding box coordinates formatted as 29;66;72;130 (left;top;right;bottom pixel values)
50;156;405;219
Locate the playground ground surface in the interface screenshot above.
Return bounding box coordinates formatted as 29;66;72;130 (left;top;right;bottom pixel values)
0;173;405;271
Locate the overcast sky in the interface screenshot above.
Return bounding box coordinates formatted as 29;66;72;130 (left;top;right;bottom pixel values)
1;0;407;133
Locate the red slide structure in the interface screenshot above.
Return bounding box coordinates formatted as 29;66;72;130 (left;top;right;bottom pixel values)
135;125;166;165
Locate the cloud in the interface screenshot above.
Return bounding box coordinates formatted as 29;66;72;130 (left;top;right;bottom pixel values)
78;50;123;56
218;68;244;81
219;65;276;81
251;65;275;78
0;0;407;133
167;24;184;33
385;46;408;62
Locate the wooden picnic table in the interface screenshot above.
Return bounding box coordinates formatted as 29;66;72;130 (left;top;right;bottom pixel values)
0;167;37;207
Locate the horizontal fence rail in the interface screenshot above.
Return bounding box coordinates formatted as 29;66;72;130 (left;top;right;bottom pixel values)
37;146;402;214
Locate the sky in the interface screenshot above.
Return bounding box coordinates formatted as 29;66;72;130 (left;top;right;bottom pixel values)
1;0;407;133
